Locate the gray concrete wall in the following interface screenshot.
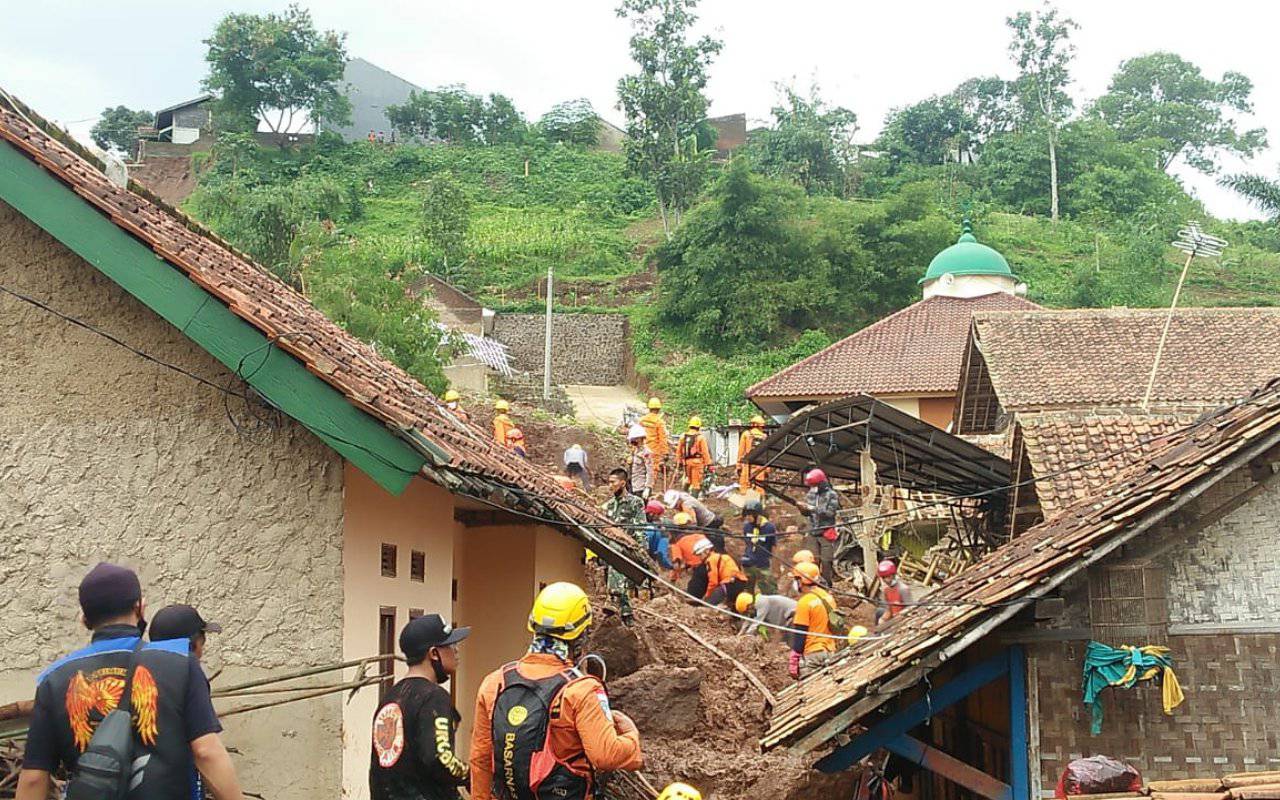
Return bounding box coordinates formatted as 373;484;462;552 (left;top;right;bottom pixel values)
0;201;346;798
331;57;423;142
492;313;630;385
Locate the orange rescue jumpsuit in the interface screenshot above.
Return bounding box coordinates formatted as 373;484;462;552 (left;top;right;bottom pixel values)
737;427;768;492
469;652;643;800
677;431;712;492
638;412;670;487
493;413;514;447
704;551;747;601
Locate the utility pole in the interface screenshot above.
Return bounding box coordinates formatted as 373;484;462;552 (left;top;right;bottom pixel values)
543;263;553;400
1141;222;1227;411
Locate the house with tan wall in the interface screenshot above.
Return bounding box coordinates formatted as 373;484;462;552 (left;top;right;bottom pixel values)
0;91;644;800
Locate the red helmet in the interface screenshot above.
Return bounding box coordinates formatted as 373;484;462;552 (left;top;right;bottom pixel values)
804;468;827;487
877;559;898;578
644;500;665;517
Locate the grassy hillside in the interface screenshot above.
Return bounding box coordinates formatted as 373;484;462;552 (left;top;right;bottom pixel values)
182;138;1280;421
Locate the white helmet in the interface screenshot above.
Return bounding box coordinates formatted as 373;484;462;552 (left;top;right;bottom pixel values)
692;538;713;556
663;489;681;507
627;424;647;442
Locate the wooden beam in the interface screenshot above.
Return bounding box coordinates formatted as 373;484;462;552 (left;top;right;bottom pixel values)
885;734;1012;800
814;650;1010;772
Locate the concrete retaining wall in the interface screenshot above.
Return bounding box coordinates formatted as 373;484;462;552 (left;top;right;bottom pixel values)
492;313;630;385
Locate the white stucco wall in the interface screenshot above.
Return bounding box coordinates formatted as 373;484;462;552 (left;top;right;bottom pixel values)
922;274;1019;299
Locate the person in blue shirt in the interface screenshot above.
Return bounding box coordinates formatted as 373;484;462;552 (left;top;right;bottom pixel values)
642;500;672;570
740;499;778;594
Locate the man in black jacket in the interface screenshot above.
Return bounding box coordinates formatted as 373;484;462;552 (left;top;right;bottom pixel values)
370;614;471;800
17;563;243;800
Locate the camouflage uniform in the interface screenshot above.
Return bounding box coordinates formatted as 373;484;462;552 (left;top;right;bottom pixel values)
603;491;647;622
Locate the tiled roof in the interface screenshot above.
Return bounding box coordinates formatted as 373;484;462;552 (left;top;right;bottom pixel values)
763;377;1280;750
1019;412;1200;518
0;94;643;570
747;293;1041;400
974;308;1280;412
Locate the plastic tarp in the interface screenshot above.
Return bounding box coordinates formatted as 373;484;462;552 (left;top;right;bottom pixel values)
1081;641;1185;735
1055;755;1143;797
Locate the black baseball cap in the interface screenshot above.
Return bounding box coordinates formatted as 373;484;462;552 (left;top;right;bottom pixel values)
78;563;142;625
149;604;223;641
400;614;470;660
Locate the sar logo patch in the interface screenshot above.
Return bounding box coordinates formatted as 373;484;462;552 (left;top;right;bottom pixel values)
372;703;405;767
506;705;529;726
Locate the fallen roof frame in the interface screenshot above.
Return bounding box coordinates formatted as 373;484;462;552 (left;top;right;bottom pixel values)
747;394;1012;497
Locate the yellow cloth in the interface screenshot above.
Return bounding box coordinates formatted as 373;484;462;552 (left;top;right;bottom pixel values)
1111;645;1185;716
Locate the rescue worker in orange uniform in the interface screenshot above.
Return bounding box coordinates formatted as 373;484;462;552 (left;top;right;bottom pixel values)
668;514;711;598
676;417;713;497
638;398;671;489
443;389;469;423
469;583;643;800
701;540;748;608
789;562;840;678
737;415;769;493
492;399;515;447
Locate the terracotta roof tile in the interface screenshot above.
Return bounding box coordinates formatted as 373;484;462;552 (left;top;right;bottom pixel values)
763;377;1280;750
975;308;1280;411
1019;412;1200;518
0;97;643;568
748;293;1040;400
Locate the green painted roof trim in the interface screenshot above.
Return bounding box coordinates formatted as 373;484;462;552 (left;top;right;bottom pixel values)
0;139;427;495
919;226;1017;284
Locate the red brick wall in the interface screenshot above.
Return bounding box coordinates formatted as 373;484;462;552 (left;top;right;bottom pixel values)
1031;634;1280;789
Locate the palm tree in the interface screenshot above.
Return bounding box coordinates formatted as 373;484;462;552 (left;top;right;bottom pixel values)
1221;172;1280;219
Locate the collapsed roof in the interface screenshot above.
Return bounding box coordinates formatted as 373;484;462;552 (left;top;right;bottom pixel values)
763;377;1280;754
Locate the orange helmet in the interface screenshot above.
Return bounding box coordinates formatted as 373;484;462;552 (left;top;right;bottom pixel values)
793;561;821;585
791;549;816;565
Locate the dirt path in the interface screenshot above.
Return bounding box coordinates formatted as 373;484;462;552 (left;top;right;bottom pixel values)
564;384;643;429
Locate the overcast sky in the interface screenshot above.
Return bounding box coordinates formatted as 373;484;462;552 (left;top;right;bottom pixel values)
3;0;1276;219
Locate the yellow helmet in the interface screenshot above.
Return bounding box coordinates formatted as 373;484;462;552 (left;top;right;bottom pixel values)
495;399;511;413
648;397;662;410
673;511;693;526
688;416;702;430
791;549;816;566
750;415;766;427
735;592;755;615
794;561;821;585
658;783;703;800
847;625;869;645
444;389;461;403
528;582;592;641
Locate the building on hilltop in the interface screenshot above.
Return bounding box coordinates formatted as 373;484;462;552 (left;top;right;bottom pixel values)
0;90;644;800
330;57;425;143
748;224;1038;426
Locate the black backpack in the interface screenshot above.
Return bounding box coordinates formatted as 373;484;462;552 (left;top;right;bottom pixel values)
490;665;591;800
65;638;145;800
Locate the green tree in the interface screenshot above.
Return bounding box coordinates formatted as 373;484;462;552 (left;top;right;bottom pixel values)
1091;52;1267;173
1221;172;1280;220
90;106;153;156
420;173;471;282
616;0;723;236
878;77;1017;169
745;84;858;196
203;4;351;134
1007;4;1079;222
387;87;526;144
539;99;600;147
